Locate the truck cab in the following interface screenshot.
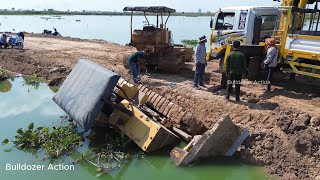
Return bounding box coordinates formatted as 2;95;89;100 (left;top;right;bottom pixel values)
209;6;281;59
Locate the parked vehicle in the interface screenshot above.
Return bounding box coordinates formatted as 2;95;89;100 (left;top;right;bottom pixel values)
8;32;24;49
43;27;60;36
0;34;9;48
208;0;320;79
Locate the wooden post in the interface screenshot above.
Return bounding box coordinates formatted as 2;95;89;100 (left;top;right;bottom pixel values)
161;12;163;44
130;11;133;43
157;14;159;28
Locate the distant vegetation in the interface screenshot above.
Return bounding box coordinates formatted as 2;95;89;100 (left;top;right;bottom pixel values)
0;9;212;16
181;39;198;47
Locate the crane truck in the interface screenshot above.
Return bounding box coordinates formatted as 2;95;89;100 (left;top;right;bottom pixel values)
208;0;320;81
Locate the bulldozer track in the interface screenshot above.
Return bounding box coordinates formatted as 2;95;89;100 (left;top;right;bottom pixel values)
138;84;206;135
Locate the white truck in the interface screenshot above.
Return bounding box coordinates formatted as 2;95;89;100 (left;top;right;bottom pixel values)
208;0;320;82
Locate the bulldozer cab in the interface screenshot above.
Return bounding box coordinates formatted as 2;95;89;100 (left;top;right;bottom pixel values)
123;6;176;53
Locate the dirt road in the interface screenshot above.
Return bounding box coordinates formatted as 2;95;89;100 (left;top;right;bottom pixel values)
1;34;319;180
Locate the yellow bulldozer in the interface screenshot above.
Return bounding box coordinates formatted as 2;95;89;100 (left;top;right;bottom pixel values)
123;6;194;72
53;59;249;165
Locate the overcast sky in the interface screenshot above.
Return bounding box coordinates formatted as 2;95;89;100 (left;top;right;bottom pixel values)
1;0;280;12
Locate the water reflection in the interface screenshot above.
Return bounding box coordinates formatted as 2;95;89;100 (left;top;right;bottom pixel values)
22;75;41;91
0;77;53;119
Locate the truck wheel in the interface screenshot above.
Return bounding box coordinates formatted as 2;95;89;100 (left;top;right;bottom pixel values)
247;56;261;80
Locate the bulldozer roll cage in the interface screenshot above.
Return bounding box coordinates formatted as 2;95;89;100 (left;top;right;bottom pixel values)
290;7;320;35
123;6;176;13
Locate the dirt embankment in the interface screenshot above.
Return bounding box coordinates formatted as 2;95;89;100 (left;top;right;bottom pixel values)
0;34;135;85
0;34;319;180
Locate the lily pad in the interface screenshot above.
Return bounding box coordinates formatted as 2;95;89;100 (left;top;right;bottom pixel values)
0;80;12;93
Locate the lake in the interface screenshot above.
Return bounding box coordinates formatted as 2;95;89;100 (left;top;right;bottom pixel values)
0;78;272;180
0;15;212;46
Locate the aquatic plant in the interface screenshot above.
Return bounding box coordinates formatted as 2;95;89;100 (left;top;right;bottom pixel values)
42;123;83;159
66;127;131;177
181;39;198;47
3;122;131;174
49;86;60;93
0;67;9;81
22;73;41;90
2;139;9;145
0;80;12;92
13;123;46;149
3;122;83;159
83;147;130;177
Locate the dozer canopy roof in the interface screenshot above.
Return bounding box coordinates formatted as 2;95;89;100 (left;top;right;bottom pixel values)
123;6;176;13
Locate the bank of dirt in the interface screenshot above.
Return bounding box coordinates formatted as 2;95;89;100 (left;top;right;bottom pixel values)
0;34;319;180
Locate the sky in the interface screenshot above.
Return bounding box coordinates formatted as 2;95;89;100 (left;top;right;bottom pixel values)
1;0;280;12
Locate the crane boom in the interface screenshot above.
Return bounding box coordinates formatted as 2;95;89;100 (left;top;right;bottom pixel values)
279;0;317;8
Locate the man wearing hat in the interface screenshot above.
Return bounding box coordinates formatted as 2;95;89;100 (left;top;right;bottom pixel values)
263;38;278;91
225;41;246;101
194;35;207;89
127;49;150;84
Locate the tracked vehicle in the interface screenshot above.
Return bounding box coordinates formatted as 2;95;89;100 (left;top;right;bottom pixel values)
123;6;193;72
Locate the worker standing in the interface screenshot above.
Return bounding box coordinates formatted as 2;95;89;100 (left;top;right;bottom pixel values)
128;49;149;84
263;38;278;92
194;35;207;89
225;41;246;101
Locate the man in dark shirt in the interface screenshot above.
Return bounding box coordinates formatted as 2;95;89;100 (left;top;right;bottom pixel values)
225;41;246;101
128;50;148;83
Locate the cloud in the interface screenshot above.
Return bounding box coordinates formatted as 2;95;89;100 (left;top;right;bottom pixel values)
0;80;53;119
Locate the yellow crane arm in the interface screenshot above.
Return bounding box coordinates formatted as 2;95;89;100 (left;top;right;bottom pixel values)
278;0;315;8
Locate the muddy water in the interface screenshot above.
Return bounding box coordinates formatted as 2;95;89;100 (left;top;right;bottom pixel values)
0;78;271;180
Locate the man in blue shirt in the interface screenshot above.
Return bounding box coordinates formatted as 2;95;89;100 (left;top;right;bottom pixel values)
194;35;207;89
128;50;149;83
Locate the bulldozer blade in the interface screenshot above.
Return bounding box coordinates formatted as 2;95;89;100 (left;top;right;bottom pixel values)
170;114;249;166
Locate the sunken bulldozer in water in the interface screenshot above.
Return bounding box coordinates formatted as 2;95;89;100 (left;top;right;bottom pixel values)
123;6;194;72
53;59;248;165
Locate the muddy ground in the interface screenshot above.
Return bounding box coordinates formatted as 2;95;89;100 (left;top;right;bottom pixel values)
0;34;319;180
